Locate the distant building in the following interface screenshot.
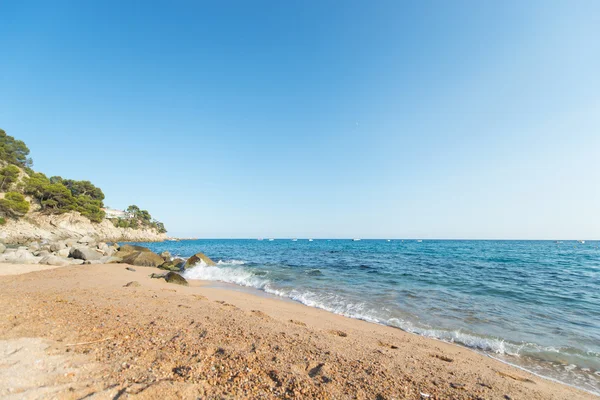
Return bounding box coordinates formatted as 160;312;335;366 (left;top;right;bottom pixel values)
102;208;132;219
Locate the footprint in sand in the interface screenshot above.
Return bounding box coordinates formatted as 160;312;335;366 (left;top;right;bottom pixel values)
251;310;271;319
497;371;535;383
289;319;306;326
378;340;398;349
432;354;453;362
214;300;237;308
192;294;207;301
123;281;140;288
328;330;348;337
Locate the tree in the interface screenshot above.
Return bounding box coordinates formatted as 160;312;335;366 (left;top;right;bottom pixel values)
126;205;140;215
0;191;30;216
0;165;20;191
62;179;105;201
0;129;32;167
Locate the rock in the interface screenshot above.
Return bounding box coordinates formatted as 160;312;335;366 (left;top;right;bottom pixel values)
183;252;216;269
57;248;70;257
126;267;136;272
78;235;96;244
124;281;141;287
28;242;41;251
50;242;67;252
99;255;122;264
158;261;182;271
150;273;166;279
70;259;84;265
114;244;153;259
39;255;70;266
2;249;41;264
160;251;172;261
120;251;164;267
0;243;5;254
165;272;188;286
97;242;109;254
104;246;117;257
34;250;50;258
69;246;102;261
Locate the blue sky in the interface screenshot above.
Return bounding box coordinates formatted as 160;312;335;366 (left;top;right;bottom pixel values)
1;1;599;239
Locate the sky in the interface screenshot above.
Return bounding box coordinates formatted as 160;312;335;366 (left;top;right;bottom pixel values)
1;1;599;239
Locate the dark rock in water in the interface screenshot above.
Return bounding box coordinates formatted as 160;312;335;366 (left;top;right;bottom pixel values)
126;267;136;272
121;251;164;267
158;261;182;271
69;246;102;261
124;281;141;287
184;252;216;269
165;272;188;286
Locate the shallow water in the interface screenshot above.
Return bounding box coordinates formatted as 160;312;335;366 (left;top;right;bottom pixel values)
135;239;600;394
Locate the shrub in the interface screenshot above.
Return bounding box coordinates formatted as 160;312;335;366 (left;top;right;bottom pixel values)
0;164;20;191
0;217;6;225
0;191;30;216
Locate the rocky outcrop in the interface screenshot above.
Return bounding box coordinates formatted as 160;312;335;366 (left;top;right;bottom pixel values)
184;252;216;269
0;211;167;245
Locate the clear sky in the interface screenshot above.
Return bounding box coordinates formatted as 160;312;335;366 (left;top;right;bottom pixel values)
1;1;599;239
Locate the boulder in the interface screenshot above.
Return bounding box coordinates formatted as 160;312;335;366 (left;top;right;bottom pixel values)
0;243;5;254
39;255;71;266
183;252;216;269
34;250;51;258
114;244;153;259
70;259;84;265
99;255;123;264
69;246;102;261
3;249;40;264
50;242;67;252
57;248;70;257
160;251;172;261
158;261;181;271
97;242;110;254
78;235;96;244
28;242;41;252
120;251;164;267
164;272;188;286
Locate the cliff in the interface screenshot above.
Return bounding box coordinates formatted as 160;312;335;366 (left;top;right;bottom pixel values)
0;211;167;244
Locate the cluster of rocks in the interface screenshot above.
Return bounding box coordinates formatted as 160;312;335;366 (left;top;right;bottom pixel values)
0;236;215;274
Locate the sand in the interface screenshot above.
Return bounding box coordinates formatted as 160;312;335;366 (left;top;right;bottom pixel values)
0;263;595;399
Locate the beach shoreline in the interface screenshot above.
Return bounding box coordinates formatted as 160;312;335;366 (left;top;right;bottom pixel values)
0;263;596;399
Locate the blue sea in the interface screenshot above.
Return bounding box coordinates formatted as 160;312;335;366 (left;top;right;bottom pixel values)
135;239;600;395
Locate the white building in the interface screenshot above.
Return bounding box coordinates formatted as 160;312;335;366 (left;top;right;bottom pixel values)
102;208;132;219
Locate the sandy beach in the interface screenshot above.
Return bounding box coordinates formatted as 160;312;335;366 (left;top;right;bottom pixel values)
0;263;595;399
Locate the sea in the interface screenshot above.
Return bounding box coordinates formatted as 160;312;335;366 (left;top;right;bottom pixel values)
133;239;600;395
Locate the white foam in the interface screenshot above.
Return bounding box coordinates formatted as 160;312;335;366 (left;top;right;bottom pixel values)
217;259;246;265
183;264;268;289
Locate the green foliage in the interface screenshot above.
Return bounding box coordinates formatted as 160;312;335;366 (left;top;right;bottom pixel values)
0;129;162;229
0;165;20;191
23;172;105;222
112;204;167;233
0;191;30;216
0;217;5;225
0;129;32;167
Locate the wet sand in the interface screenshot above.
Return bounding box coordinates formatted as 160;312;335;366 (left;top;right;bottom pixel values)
0;263;595;399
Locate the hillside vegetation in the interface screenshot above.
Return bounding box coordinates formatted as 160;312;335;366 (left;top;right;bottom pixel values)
0;128;166;233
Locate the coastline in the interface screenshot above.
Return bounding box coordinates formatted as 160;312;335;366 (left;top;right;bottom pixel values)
0;263;595;399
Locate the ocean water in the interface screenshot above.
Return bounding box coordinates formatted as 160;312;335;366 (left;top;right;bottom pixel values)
135;239;600;394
